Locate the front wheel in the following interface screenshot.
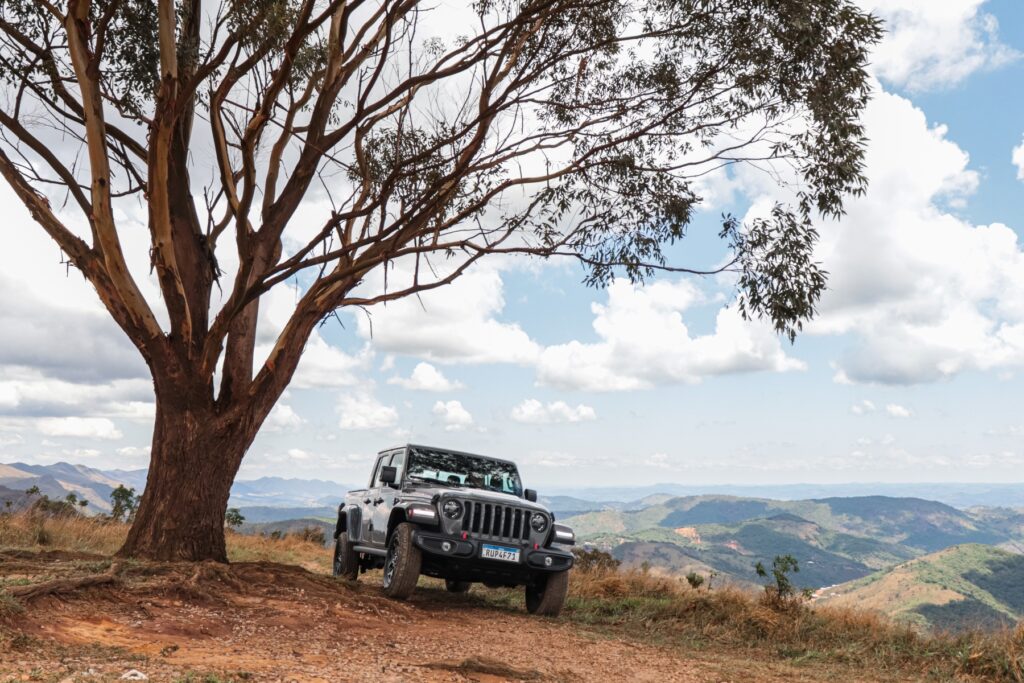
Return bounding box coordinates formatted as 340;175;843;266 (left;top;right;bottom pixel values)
525;571;569;616
333;532;358;581
445;580;472;593
382;522;422;599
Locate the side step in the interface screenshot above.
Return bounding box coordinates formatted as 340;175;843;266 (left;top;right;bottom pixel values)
353;545;386;557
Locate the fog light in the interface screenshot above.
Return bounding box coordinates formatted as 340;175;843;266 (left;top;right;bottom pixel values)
441;541;452;552
544;556;553;567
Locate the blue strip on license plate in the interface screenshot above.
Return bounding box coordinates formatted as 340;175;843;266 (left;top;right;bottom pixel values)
481;544;520;562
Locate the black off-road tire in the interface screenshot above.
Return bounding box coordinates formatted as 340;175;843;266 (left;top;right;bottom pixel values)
382;522;422;599
445;580;472;593
525;571;569;616
333;532;358;581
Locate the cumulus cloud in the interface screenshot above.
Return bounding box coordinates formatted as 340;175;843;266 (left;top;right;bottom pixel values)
803;89;1024;384
36;417;123;440
1013;137;1024;181
850;400;877;415
862;0;1018;91
536;280;803;391
264;403;305;432
388;363;464;392
432;400;474;431
354;262;540;365
885;404;913;418
337;393;399;430
510;399;596;424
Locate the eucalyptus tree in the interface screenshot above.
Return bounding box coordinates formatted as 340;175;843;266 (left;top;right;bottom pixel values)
0;0;881;561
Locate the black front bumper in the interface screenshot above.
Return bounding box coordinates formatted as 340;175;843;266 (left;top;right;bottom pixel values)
412;529;574;585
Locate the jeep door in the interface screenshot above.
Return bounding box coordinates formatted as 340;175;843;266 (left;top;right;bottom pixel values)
361;454;387;542
371;448;406;545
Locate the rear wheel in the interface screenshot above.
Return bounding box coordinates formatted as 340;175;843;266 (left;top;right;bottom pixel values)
333;532;358;581
382;522;421;599
445;580;472;593
525;571;569;616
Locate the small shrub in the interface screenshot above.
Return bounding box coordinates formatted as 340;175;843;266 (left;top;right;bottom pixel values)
30;493;84;519
293;527;326;545
755;554;809;611
572;547;621;573
685;572;705;590
225;508;245;529
110;485;140;522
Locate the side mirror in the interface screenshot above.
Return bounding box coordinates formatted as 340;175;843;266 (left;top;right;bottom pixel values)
524;489;537;502
380;466;398;486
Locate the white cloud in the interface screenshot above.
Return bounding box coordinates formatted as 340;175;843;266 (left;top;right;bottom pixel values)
850;400;877;415
1013;137;1024;181
885;404;913;418
355;262;540;365
510;399;596;424
36;417;123;440
388;363;464;392
264;403;305;432
286;447;312;461
862;0;1018;91
0;383;17;409
337;393;399;430
536;279;803;391
432;400;474;432
804;89;1024;384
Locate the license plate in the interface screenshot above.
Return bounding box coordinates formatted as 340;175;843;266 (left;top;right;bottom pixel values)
481;544;520;563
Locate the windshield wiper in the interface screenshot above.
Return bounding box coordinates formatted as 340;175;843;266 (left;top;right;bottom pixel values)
408;475;460;488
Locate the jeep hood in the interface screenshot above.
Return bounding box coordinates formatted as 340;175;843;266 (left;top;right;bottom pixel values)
402;482;547;512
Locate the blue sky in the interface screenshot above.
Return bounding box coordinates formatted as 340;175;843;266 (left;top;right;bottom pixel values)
2;0;1024;489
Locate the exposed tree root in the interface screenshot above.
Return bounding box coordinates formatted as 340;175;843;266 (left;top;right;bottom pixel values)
6;562;122;601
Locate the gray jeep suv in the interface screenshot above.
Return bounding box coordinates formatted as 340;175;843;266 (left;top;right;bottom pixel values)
332;444;575;616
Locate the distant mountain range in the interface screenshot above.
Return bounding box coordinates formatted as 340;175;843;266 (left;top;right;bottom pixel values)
818;544;1024;631
562;495;1024;593
0;461;353;513
546;482;1024;510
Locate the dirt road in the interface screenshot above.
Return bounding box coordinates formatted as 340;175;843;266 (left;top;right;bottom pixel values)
0;554;909;682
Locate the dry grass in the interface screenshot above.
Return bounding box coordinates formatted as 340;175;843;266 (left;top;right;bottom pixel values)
0;510;126;555
517;567;1024;681
0;511;331;573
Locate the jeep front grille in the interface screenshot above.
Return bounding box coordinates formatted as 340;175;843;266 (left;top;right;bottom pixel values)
461;501;535;543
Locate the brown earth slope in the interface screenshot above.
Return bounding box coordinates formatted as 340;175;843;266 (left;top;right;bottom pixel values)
0;549;925;683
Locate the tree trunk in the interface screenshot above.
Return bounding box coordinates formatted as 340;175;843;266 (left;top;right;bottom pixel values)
117;395;254;562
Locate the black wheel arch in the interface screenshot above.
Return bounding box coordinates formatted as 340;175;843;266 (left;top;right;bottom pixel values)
386;507;409;543
335;505;361;540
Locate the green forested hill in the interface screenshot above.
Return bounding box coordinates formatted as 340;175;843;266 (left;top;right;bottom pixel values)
819;544;1024;631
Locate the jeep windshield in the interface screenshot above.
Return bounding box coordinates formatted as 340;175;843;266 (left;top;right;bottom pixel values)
406;447;524;496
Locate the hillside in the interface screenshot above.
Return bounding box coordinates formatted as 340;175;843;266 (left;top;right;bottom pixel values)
1;513;1022;681
818;544;1024;632
564;495;1019;590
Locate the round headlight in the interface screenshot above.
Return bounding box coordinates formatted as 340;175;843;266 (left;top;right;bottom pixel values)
442;499;463;519
530;514;548;533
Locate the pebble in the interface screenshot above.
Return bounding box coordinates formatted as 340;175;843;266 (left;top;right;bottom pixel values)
119;671;148;680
